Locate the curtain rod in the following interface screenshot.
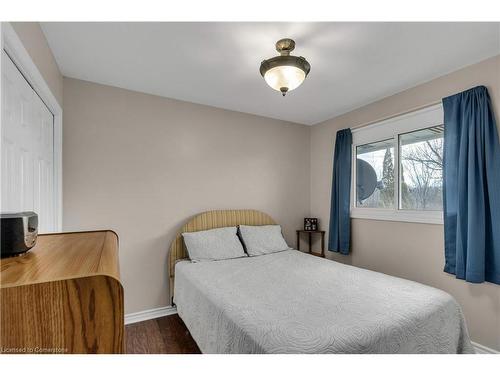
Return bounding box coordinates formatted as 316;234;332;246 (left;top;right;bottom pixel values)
349;99;443;131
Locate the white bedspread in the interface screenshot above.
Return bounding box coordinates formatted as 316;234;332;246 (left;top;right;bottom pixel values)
174;250;473;353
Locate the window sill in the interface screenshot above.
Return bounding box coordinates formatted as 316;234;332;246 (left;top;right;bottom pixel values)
350;208;443;225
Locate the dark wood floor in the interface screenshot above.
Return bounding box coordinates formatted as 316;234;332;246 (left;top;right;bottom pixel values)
125;314;201;354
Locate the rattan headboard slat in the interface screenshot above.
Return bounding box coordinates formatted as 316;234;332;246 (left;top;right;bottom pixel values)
168;209;276;303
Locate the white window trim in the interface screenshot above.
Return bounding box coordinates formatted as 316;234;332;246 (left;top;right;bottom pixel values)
350;103;444;225
1;23;63;231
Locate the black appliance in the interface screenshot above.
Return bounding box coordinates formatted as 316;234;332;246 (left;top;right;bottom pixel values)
1;211;38;258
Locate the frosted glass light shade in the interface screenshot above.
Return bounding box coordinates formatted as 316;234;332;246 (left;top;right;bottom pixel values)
263;65;306;93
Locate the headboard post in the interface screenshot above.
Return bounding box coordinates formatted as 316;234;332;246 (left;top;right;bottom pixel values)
168;209;276;304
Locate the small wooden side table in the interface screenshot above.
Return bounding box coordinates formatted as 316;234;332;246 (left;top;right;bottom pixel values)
296;230;325;257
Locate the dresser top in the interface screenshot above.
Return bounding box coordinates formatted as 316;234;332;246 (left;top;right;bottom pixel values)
1;230;120;288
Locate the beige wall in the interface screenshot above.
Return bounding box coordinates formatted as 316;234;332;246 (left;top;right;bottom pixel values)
310;55;500;351
10;22;63;106
62;78;310;314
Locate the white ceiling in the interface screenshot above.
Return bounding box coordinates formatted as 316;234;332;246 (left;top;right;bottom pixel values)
41;22;500;125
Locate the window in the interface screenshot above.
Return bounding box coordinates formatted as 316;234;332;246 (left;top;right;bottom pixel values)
356;140;394;208
399;126;443;210
351;104;444;224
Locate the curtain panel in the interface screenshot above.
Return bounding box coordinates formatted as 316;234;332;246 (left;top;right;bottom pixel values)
442;85;500;285
328;128;352;255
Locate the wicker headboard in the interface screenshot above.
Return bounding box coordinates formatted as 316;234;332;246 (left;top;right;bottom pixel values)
168;209;276;303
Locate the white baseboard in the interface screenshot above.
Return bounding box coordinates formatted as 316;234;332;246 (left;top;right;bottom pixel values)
472;341;499;354
125;305;177;325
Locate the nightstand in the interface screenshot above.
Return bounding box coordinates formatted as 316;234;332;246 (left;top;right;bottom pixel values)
296;230;325;257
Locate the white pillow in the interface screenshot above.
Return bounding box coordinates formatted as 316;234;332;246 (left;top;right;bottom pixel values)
238;225;290;256
182;226;246;262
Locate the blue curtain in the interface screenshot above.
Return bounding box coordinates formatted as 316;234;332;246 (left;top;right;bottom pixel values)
328;129;352;255
442;86;500;285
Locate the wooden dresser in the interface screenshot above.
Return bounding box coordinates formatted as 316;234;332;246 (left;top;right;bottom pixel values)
0;230;124;354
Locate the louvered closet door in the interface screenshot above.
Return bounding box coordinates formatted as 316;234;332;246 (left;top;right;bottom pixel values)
1;50;55;233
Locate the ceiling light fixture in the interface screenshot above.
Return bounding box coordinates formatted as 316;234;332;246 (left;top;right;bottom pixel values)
260;38;311;97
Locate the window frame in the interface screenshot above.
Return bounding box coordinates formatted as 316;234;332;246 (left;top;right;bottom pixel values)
350;104;444;225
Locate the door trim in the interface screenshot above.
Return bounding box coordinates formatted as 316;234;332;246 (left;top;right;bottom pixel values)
1;22;62;231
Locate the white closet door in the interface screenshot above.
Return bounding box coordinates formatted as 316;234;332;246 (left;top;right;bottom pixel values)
1;50;55;233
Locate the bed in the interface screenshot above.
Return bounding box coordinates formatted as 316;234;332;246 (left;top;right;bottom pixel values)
168;209;474;354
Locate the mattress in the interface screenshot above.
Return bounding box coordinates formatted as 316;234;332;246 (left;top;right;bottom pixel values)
173;250;474;354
